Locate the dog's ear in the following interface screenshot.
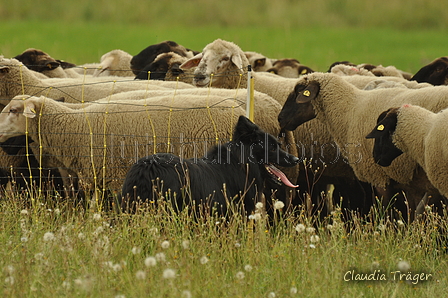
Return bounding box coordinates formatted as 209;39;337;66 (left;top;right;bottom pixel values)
295;81;320;103
233;116;259;141
366;107;399;139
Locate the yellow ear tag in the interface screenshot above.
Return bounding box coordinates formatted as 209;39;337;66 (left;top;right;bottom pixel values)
47;63;52;69
301;69;308;74
303;90;310;97
377;124;384;131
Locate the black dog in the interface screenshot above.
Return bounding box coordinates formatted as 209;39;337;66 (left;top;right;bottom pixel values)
120;116;299;215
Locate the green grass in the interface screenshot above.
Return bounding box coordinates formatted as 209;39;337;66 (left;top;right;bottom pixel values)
1;192;447;298
1;21;448;74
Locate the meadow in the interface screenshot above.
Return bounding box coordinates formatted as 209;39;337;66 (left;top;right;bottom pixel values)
1;1;448;297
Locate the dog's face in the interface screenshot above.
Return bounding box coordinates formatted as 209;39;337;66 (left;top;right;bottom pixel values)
233;116;299;187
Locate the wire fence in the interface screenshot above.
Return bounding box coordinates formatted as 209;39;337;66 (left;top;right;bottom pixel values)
0;63;257;198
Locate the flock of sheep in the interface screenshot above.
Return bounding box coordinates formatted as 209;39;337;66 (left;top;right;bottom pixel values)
0;38;447;221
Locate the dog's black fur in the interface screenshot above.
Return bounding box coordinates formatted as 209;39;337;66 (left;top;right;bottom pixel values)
120;116;299;215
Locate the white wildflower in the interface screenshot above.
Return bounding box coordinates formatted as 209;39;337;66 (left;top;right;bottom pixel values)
182;290;192;298
5;265;14;274
397;220;405;227
78;232;85;240
295;224;306;233
162;268;176;279
62;280;71;289
255;202;264;210
235;271;245;280
200;256;209;264
253;213;262;221
20;209;29;216
135;270;146;280
21;236;28;243
54;208;61;215
273;200;285;210
244;264;253;272
43;232;55;242
34;253;44;260
248;214;255;220
290;287;298;294
309;244;316;249
268;292;276;298
115;295;126;298
234;242;241;248
398;260;411;272
161;240;170;249
93;213;101;221
145;256;157;267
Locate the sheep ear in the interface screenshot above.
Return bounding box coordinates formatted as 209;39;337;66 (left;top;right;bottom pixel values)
180;53;202;69
231;54;243;70
366;108;399;139
254;58;266;67
296;81;320;103
44;61;61;70
23;102;37;118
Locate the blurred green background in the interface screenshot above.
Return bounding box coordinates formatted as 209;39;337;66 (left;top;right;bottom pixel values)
0;0;447;73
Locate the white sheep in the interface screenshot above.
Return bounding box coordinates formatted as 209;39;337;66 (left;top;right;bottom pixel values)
0;57;193;104
244;51;276;72
277;72;448;216
266;59;314;78
0;95;262;193
366;104;448;198
93;49;134;77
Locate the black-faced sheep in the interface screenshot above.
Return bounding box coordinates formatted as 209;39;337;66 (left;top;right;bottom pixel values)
266;59;314;78
277;72;448;219
411;56;448;85
130;41;198;77
134;52;194;83
14;48;79;78
366;104;448;199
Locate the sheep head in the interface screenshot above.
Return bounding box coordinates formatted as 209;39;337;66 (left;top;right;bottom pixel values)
14;48;62;72
0;97;34;142
277;80;320;131
365;107;403;166
411;56;448;85
180;39;249;88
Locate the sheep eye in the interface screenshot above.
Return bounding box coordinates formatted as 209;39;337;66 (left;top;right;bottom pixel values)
221;56;230;62
9;108;17;114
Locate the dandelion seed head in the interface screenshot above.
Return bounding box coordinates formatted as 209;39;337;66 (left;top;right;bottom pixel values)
273;200;285;210
255;202;264;210
155;252;166;262
235;271;245;280
20;209;29;216
161;240;170;249
182;240;190;249
182;290;192;298
200;256;209;264
78;232;85;240
253;213;262;221
268;292;276;298
310;235;320;243
4;276;14;285
290;287;298;294
244;264;253;272
144;256;157;267
162;268;176;279
398;260;411;272
93;213;101;221
62;280;71;289
135;270;146;280
131;247;141;255
112;263;122;272
5;265;14;274
295;224;306;233
43;232;55;242
306;227;315;233
21;236;28;243
234;242;241;248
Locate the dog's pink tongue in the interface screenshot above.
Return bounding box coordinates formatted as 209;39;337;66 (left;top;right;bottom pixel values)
268;165;298;188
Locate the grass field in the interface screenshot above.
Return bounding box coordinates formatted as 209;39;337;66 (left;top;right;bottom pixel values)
1;5;448;296
1;21;448;74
